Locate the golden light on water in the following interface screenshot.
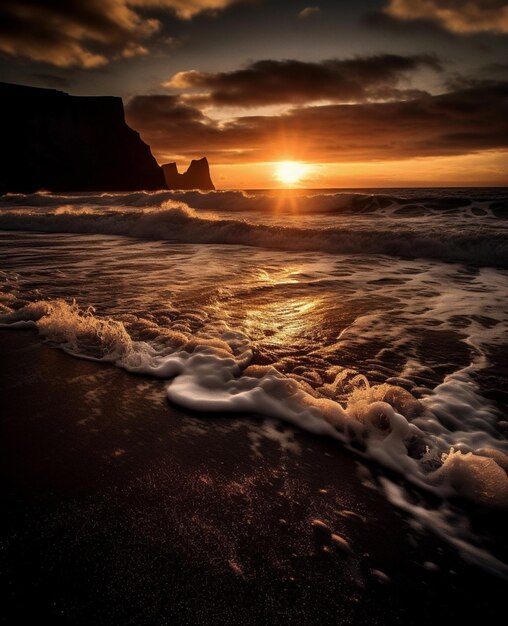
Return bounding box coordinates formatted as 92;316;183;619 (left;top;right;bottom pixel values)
274;161;308;186
257;267;300;285
242;294;321;347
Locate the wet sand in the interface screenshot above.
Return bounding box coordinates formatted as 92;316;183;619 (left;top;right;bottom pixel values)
1;329;506;624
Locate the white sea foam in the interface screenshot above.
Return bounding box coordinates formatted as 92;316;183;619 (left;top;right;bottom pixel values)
3;298;508;501
1;189;507;574
381;478;508;576
1;294;508;577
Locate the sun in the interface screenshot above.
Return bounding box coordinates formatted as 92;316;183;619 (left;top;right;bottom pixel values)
274;161;308;186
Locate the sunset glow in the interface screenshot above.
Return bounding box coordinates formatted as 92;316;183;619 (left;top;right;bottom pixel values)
274;161;308;186
1;1;507;623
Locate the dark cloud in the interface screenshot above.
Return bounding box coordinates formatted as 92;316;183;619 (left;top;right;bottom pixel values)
481;62;508;76
0;1;239;68
443;73;500;91
126;94;207;121
364;9;443;34
383;0;508;35
126;81;508;163
30;73;71;89
164;54;442;107
298;7;321;19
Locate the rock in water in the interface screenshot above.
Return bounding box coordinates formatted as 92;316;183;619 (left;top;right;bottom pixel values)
0;82;165;193
162;158;215;190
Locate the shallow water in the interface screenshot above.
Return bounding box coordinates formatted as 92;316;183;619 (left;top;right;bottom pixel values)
1;188;507;573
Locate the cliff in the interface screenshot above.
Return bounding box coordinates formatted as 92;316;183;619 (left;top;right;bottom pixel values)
162;158;215;191
0;82;165;193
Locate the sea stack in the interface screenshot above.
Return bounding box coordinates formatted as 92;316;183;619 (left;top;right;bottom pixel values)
0;82;166;193
162;158;215;191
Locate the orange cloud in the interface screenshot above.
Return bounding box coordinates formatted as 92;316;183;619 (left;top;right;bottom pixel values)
385;0;508;34
0;0;239;68
132;1;240;20
126;81;508;164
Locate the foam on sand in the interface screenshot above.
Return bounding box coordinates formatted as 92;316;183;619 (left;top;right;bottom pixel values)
2;296;508;574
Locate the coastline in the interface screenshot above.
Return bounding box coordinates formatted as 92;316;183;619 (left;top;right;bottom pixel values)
1;329;506;624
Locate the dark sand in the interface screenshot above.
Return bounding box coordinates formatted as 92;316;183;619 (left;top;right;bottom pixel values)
1;330;506;625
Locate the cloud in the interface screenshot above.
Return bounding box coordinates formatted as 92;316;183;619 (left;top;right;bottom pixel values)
384;0;508;34
127;94;211;125
126;81;508;164
132;1;240;20
30;73;72;89
163;54;442;106
481;62;508;76
298;7;321;19
0;0;239;68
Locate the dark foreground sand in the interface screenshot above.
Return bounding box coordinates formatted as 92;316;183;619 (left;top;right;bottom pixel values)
1;330;506;625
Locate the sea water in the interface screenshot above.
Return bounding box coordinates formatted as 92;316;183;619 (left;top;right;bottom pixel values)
1;187;507;573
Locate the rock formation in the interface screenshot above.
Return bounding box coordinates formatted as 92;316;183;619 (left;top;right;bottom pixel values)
162;158;215;191
0;82;165;193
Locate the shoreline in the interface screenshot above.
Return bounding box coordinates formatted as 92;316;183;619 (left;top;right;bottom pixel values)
1;329;507;624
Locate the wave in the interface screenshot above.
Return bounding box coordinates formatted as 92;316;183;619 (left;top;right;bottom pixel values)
1;188;507;217
0;203;507;267
1;297;508;575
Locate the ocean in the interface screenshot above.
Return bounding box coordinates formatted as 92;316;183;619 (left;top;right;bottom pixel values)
1;187;508;590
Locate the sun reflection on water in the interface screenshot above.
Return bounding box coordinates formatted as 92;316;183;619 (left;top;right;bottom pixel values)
257;267;300;285
242;295;321;347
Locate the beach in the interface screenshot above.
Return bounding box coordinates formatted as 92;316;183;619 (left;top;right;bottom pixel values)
2;0;508;621
1;188;508;623
2;329;507;625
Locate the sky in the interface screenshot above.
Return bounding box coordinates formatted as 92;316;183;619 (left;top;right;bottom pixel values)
1;0;507;188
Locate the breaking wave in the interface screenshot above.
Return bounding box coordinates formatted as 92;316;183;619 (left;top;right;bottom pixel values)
1;187;508;573
0;201;507;267
1;188;507;217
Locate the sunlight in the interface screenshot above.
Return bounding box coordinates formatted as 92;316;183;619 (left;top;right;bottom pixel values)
242;295;321;347
274;161;308;186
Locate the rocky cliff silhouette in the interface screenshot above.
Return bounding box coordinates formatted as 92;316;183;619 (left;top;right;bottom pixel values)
0;82;165;193
162;158;215;190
